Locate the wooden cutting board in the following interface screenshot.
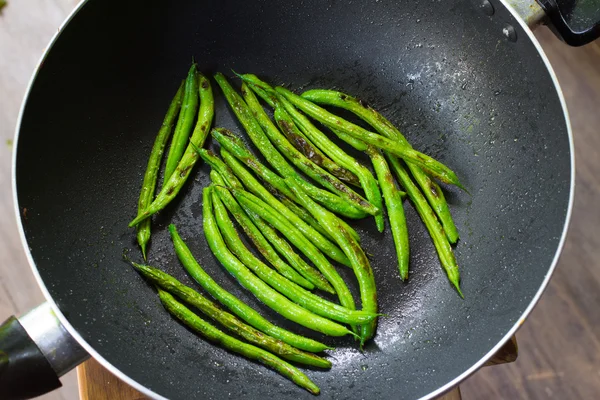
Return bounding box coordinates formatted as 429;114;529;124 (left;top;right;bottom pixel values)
76;336;518;399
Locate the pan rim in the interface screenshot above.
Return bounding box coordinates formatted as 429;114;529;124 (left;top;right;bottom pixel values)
10;0;574;399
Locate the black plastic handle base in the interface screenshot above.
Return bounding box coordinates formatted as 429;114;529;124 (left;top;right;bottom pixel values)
538;0;600;46
0;316;61;400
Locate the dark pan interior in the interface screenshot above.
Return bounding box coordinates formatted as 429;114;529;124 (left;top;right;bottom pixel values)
15;0;571;399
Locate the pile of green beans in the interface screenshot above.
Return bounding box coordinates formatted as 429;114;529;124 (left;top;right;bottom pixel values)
127;67;467;396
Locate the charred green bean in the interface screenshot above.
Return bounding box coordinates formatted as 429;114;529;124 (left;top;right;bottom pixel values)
169;224;330;352
241;83;373;215
227;186;357;314
285;177;378;344
157;289;320;394
210;170;334;294
203;187;357;337
128;73;214;228
216;145;353;265
277;86;464;189
213;190;377;325
301;89;459;243
164;64;199;183
367;148;410;280
135;81;184;259
240;74;360;187
129;262;329;367
387;158;463;296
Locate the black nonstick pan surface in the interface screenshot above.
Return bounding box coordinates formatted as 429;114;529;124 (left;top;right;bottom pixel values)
14;0;572;398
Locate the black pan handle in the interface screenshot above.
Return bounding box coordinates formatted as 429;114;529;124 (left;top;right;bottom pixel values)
0;303;89;399
537;0;600;46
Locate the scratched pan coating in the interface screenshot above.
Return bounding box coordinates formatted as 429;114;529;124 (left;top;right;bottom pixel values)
15;0;571;398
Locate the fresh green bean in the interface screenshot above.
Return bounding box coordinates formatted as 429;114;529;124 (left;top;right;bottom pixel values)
203;187;356;337
367;148;410;280
241;83;374;216
157;289;320;394
387;158;463;297
215;130;361;239
216;144;353;266
276;94;385;231
240;74;360;187
210;170;335;294
135;81;184;259
227;187;357;315
169;224;330;352
129;262;330;367
213;190;377;325
164;64;199;184
128;74;214;228
276;86;465;190
301;89;459;243
284;177;378;344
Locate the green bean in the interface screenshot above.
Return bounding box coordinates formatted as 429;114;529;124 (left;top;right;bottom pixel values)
276;86;465;190
213;74;301;181
304;121;409;277
215;79;367;220
210;170;335;294
246;208;338;295
197;148;244;188
213;130;366;228
275;94;384;231
128;74;214;228
215;144;353;266
213;190;377;326
367;148;410;280
215;130;362;239
227;187;357;315
239;78;363;155
240;74;360;187
200;143;356;250
272;182;360;245
407;164;458;242
215;129;365;219
135;81;184;259
240;83;374;217
204;172;315;290
301;89;459;243
157;289;320;394
169;224;330;352
129;262;330;368
278;195;334;240
203;187;356;337
164;64;200;184
387;158;463;297
284;177;378;344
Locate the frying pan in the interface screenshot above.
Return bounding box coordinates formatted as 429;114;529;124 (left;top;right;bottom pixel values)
1;0;596;398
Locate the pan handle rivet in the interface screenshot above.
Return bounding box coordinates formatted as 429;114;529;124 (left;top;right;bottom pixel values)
481;0;494;16
502;24;517;42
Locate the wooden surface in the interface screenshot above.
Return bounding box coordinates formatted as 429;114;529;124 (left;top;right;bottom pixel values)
77;359;148;400
76;357;464;400
1;1;599;399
